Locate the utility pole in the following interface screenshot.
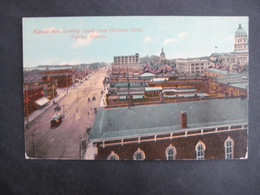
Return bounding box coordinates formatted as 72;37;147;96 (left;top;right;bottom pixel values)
32;131;35;157
62;105;65;119
79;136;82;159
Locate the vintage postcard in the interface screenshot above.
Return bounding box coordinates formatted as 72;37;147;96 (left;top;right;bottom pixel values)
23;16;248;160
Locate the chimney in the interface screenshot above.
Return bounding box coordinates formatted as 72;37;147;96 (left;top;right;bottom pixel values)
160;92;164;102
180;111;187;128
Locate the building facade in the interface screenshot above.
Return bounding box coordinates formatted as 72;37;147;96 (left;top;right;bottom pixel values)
112;53;140;73
41;69;74;88
175;59;209;74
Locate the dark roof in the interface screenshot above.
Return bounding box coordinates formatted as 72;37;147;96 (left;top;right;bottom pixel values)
90;98;248;141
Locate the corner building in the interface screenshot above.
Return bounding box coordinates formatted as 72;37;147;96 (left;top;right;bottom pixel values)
89;98;248;160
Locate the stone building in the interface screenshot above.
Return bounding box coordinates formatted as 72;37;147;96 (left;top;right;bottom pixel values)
209;24;248;67
234;24;248;52
175;59;209;74
112;53;140;73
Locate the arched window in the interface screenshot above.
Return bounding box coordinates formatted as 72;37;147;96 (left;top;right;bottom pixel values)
165;144;177;160
195;141;206;160
107;151;119;160
225;137;234;159
133;148;145;160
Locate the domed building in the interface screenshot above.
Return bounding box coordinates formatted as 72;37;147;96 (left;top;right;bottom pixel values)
209;24;248;69
160;48;166;61
234;24;248;52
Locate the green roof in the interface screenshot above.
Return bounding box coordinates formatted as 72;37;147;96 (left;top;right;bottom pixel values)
90;98;248;141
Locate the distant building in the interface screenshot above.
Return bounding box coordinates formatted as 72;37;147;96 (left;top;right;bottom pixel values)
41;69;74;88
88;98;248;160
234;24;248;52
210;24;248;67
112;53;140;73
176;59;209;74
160;48;166;62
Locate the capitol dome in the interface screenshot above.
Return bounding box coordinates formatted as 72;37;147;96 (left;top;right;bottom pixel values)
235;24;247;37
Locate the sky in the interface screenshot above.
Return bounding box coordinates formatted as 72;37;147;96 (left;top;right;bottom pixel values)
23;16;248;67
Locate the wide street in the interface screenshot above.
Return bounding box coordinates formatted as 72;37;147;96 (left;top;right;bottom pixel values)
25;67;108;159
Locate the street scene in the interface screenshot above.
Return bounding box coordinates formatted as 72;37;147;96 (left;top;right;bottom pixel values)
23;16;248;160
25;67;108;159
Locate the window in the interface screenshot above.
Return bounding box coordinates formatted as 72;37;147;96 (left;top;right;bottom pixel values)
225;137;234;159
165;144;177;160
107;151;119;160
133;148;145;160
195;141;206;160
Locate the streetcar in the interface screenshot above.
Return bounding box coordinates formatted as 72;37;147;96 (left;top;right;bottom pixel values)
50;113;63;128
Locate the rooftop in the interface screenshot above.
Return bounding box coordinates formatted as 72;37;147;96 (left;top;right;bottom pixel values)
90;98;248;141
140;73;156;77
204;68;232;75
215;74;248;89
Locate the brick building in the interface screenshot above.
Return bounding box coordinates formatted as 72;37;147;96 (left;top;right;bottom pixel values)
23;81;57;116
88;98;248;160
23;84;44;116
41;69;74;88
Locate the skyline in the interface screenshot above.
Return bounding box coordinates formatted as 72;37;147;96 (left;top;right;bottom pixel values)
23;16;248;67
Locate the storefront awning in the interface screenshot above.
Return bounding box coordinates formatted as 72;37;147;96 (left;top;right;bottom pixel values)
35;97;49;106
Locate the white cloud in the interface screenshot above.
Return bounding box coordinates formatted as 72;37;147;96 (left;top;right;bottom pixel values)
162;32;187;46
223;35;234;42
178;32;187;38
72;32;99;48
144;36;159;43
162;37;176;46
144;36;152;42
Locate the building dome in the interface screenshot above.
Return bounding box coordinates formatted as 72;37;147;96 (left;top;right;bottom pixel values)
160;48;166;61
235;24;247;37
160;48;165;57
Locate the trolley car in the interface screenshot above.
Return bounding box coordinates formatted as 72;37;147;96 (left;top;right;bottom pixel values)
50;113;63;128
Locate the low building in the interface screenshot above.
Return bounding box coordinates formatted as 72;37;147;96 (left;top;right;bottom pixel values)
88;98;248;160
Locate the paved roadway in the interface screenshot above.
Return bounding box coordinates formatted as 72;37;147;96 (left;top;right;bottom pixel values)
25;67;108;159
